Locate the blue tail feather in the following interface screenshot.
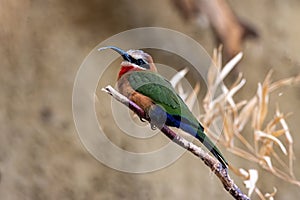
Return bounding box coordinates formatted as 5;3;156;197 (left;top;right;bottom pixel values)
165;113;228;168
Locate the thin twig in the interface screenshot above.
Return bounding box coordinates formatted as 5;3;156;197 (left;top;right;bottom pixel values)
102;85;250;200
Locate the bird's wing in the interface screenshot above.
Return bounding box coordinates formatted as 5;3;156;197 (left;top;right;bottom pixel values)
127;71;192;118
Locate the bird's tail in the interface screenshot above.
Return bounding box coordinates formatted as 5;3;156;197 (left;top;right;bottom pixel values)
170;117;228;168
195;126;228;169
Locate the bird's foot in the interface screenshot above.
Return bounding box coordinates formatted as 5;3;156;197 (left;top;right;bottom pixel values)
150;124;157;130
139;117;147;122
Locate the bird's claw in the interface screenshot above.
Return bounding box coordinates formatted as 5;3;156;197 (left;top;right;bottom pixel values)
150;124;157;130
139;117;146;122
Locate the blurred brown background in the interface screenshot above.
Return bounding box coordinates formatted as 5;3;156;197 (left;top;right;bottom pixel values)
1;0;300;199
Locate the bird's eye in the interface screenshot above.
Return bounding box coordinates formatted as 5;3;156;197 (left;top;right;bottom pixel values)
136;58;150;69
136;58;146;65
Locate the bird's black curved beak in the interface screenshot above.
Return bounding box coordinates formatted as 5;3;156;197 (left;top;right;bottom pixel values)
98;46;137;63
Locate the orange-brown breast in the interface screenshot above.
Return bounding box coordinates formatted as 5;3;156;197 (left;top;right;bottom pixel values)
117;73;154;112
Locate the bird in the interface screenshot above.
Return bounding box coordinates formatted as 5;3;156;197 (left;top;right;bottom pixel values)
99;46;228;169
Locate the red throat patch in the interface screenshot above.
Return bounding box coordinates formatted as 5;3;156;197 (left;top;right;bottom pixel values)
117;66;139;80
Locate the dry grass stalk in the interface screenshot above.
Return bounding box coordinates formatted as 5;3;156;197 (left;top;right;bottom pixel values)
173;47;300;199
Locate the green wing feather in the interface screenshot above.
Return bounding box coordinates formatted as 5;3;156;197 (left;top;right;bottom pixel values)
128;70;198;125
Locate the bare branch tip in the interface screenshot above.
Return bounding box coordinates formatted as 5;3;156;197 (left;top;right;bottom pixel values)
101;85;114;93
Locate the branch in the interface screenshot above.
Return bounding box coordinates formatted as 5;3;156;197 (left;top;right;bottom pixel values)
102;85;250;200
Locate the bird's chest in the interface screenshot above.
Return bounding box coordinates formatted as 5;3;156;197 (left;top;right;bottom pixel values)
117;74;154;111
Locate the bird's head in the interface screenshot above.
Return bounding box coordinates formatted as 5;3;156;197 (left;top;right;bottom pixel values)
98;46;157;79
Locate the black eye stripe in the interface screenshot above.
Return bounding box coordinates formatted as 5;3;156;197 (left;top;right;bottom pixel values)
137;58;146;65
142;64;150;69
135;58;150;69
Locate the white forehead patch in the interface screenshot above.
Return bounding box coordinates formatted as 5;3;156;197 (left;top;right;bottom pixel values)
127;49;146;60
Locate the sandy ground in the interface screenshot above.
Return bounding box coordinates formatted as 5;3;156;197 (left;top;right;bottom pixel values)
1;0;300;199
